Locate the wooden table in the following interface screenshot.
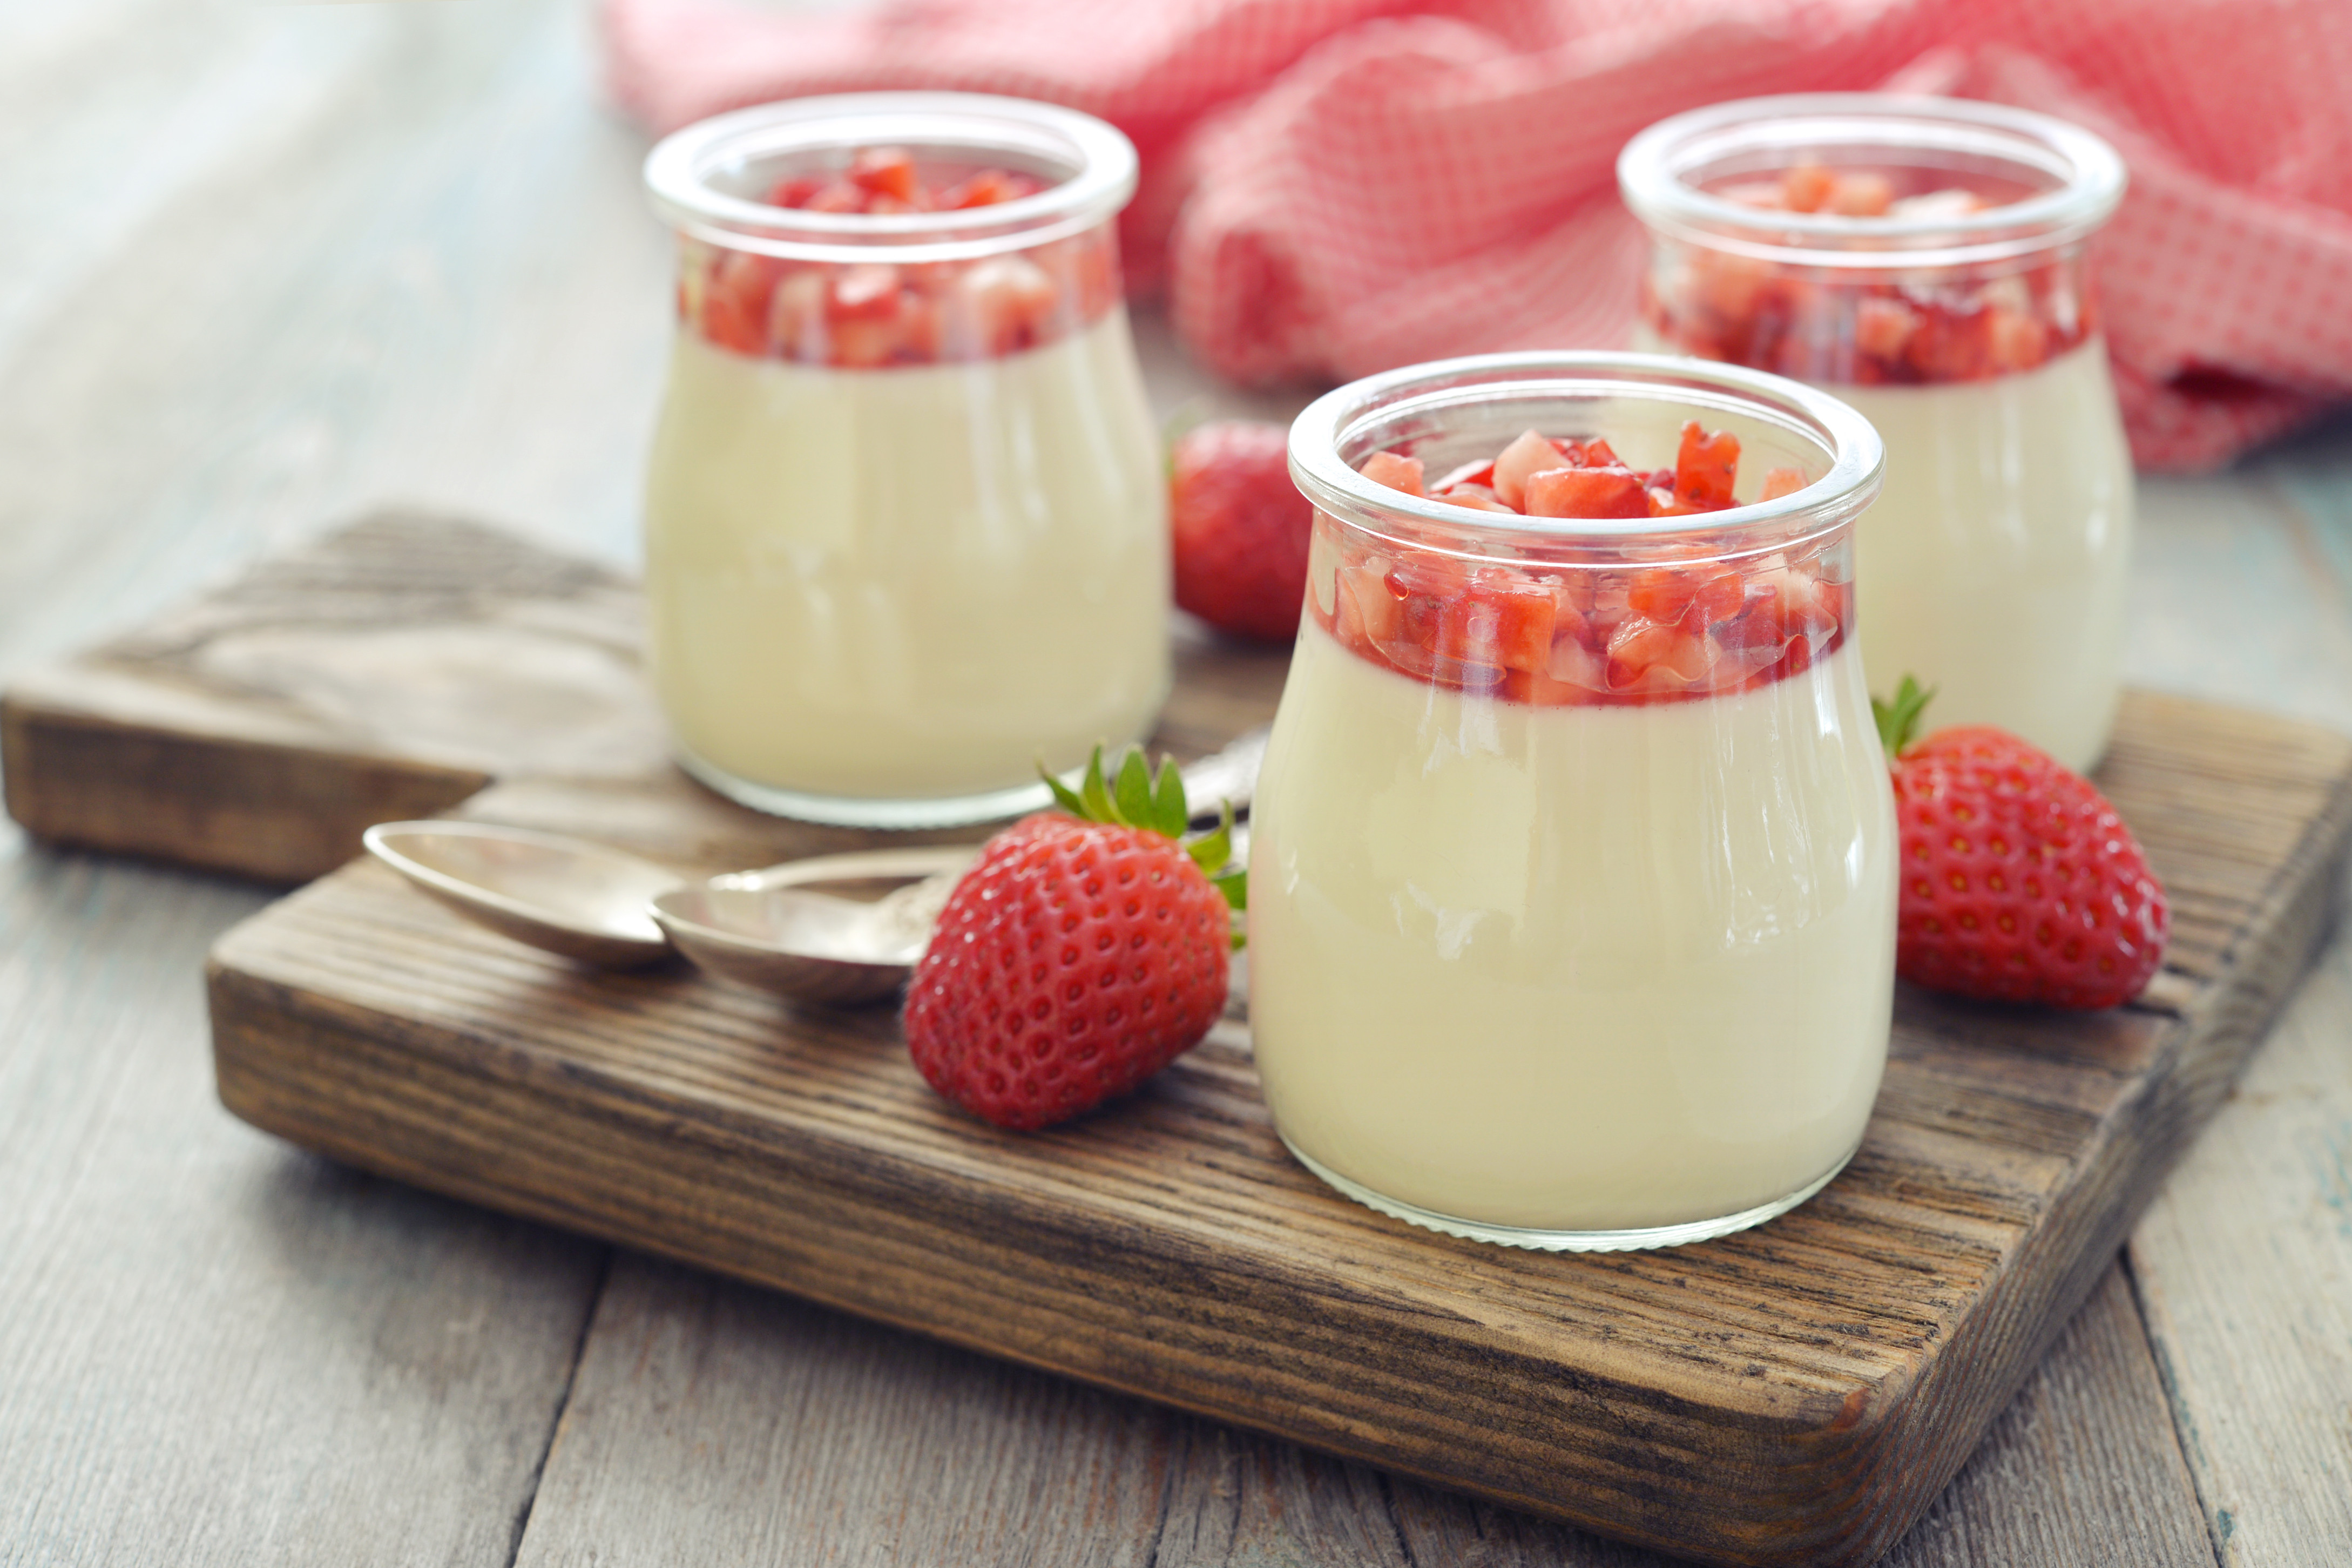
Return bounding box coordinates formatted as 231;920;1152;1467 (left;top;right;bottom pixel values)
2;3;2347;1563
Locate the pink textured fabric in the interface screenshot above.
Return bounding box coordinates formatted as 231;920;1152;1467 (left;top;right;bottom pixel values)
604;0;2352;471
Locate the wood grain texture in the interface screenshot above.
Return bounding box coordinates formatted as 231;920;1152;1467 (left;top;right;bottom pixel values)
508;1254;2204;1568
198;597;2352;1567
0;0;2341;1560
0;843;609;1567
2129;901;2352;1566
0;513;1291;882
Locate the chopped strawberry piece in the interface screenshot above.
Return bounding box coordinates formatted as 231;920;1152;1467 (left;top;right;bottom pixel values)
768;269;830;359
1673;422;1740;508
1986;308;2050;372
952;254;1058;356
1905;304;1992;381
940;169;1044;208
803;181;867;213
1780;164;1835;213
829;264;902;321
849;147;920;204
1492;430;1565;510
1439;483;1513;513
1361;451;1425;497
1575;438;1623;468
1524;465;1648;519
703;251;786;355
1642;165;2081;386
1607;616;1714;690
1624;567;1692;623
1432;458;1495;492
831;315;903;368
1448;574;1557;673
1855;296;1922;361
1826;172;1894;217
690;151;1105;367
1759;467;1808;501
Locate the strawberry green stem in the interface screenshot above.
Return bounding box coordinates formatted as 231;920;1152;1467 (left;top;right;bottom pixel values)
1872;675;1936;761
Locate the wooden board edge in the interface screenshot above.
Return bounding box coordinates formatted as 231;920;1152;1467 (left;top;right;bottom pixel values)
208;949;1929;1568
1;690;490;883
1830;744;2352;1566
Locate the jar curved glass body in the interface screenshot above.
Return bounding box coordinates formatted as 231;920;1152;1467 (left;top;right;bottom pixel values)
641;93;1169;828
1252;353;1896;1251
1620;94;2132;772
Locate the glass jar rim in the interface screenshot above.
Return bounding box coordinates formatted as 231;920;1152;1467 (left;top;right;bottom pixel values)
1617;93;2126;271
1289;351;1884;556
643;91;1137;265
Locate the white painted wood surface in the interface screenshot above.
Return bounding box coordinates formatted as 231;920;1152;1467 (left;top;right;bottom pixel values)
2;0;2347;1562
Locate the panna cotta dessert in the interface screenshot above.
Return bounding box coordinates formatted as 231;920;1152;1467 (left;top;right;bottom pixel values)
1620;97;2133;772
641;95;1168;827
1253;353;1897;1250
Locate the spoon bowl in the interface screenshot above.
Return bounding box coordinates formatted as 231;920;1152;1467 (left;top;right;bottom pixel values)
363;821;679;969
652;846;979;1005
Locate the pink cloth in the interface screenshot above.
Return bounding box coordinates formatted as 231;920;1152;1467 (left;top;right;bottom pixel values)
603;0;2352;471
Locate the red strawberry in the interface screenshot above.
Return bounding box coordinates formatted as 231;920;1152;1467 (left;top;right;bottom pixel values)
1169;420;1315;641
1877;678;2168;1009
903;747;1247;1131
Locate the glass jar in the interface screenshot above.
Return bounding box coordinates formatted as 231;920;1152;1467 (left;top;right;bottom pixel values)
1252;352;1894;1251
640;93;1168;828
1618;95;2131;772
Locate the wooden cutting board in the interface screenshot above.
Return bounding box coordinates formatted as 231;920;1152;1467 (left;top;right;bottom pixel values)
9;515;2349;1568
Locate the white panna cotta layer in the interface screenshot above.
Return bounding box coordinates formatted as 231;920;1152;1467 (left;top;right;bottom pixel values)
1248;623;1898;1235
643;310;1168;802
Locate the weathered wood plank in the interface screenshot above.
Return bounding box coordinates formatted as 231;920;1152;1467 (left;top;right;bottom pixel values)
0;842;608;1566
509;1253;2206;1568
2128;875;2352;1568
2118;447;2352;1568
0;512;1295;882
202;664;2352;1565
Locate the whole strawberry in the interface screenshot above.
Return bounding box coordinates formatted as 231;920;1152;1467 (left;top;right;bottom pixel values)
1877;678;2168;1009
1169;419;1314;641
904;747;1247;1130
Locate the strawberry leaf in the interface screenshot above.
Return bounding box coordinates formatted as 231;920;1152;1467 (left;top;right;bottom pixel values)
1077;745;1115;824
1873;675;1936;760
1211;866;1246;910
1151;754;1189;837
1040;761;1087;817
1112;747;1153;829
1186;799;1238;875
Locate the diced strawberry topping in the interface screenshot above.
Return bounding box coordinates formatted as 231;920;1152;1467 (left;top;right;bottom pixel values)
1780;164;1836;213
1648;169;2084;384
1361;451;1425;497
1824;172;1893;216
1323;419;1850;705
829;264;901;320
938;169;1045;209
1492;430;1565;511
1673;422;1740;508
687;151;1107;367
849;147;921;204
1524;465;1648;519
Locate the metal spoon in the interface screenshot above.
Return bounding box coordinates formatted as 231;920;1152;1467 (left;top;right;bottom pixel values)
362;820;680;969
648;846;978;1006
362;727;1268;1001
